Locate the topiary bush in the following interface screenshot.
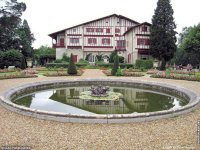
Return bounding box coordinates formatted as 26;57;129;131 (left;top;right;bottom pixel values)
111;55;119;76
68;53;77;75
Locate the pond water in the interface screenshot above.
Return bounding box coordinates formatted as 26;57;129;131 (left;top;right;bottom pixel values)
12;86;189;115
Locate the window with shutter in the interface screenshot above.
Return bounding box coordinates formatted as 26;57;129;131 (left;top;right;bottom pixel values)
106;28;110;33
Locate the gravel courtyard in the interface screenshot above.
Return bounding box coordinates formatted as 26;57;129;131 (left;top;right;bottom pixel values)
0;69;200;150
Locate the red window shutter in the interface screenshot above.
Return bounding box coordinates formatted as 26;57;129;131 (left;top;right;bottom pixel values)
86;28;89;32
88;38;91;44
106;28;110;33
137;39;140;45
101;28;103;32
108;39;110;44
94;38;97;44
102;39;104;44
60;38;64;46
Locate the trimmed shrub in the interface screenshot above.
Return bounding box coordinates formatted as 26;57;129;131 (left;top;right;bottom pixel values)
46;63;68;68
111;55;119;76
135;59;153;69
54;59;62;63
76;63;88;68
68;53;77;75
62;53;70;62
78;59;89;64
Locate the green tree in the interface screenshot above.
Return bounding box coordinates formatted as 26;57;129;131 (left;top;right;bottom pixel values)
17;19;35;57
181;24;200;69
111;55;119;76
170;27;198;66
109;51;117;63
0;51;4;69
3;49;26;69
68;53;77;75
150;0;177;70
34;46;56;65
0;0;26;51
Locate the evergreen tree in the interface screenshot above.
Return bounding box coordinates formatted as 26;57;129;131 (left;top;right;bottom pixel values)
67;53;77;75
111;54;119;76
17;20;35;57
150;0;177;70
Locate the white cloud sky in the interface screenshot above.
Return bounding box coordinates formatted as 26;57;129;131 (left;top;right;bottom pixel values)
18;0;200;49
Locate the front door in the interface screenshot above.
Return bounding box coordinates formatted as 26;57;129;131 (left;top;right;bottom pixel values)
73;55;78;63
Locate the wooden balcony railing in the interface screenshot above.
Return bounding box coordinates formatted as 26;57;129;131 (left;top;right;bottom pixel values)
52;43;65;48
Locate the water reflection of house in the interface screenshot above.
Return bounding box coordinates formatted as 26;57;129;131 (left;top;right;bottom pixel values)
50;87;130;114
113;88;149;112
50;87;150;114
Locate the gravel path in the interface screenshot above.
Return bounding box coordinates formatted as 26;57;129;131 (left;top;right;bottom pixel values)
0;69;200;150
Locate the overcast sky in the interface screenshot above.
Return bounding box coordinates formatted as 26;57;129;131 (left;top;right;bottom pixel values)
18;0;200;49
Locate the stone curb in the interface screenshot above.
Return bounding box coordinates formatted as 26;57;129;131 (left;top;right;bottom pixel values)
0;78;199;124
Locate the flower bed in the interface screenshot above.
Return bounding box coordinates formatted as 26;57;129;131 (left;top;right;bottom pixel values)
0;73;37;80
0;69;20;73
151;74;200;82
170;70;195;75
123;71;144;77
21;69;38;74
146;69;159;74
102;70;144;77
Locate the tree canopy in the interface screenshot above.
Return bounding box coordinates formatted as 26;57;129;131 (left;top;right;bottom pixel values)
150;0;177;70
0;0;34;57
181;24;200;68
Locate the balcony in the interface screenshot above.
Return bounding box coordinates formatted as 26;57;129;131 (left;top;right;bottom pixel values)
52;43;65;48
115;46;126;51
138;49;150;54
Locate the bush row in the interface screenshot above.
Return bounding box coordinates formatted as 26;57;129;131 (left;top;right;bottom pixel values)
46;63;133;69
135;59;153;69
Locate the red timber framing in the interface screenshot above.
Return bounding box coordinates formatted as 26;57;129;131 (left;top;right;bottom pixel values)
84;35;113;37
84;46;113;48
68;46;82;49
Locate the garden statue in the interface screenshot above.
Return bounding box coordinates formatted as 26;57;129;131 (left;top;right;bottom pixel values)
90;85;110;97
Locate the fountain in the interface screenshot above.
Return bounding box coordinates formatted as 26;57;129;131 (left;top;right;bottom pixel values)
79;85;122;101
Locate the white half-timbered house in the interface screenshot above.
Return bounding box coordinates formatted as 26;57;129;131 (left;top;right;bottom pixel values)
48;14;151;63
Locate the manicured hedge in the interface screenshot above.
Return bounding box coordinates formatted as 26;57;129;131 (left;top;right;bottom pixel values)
97;63;133;69
135;59;153;69
46;63;87;68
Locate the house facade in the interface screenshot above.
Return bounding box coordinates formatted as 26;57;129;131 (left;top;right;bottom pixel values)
49;14;151;63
